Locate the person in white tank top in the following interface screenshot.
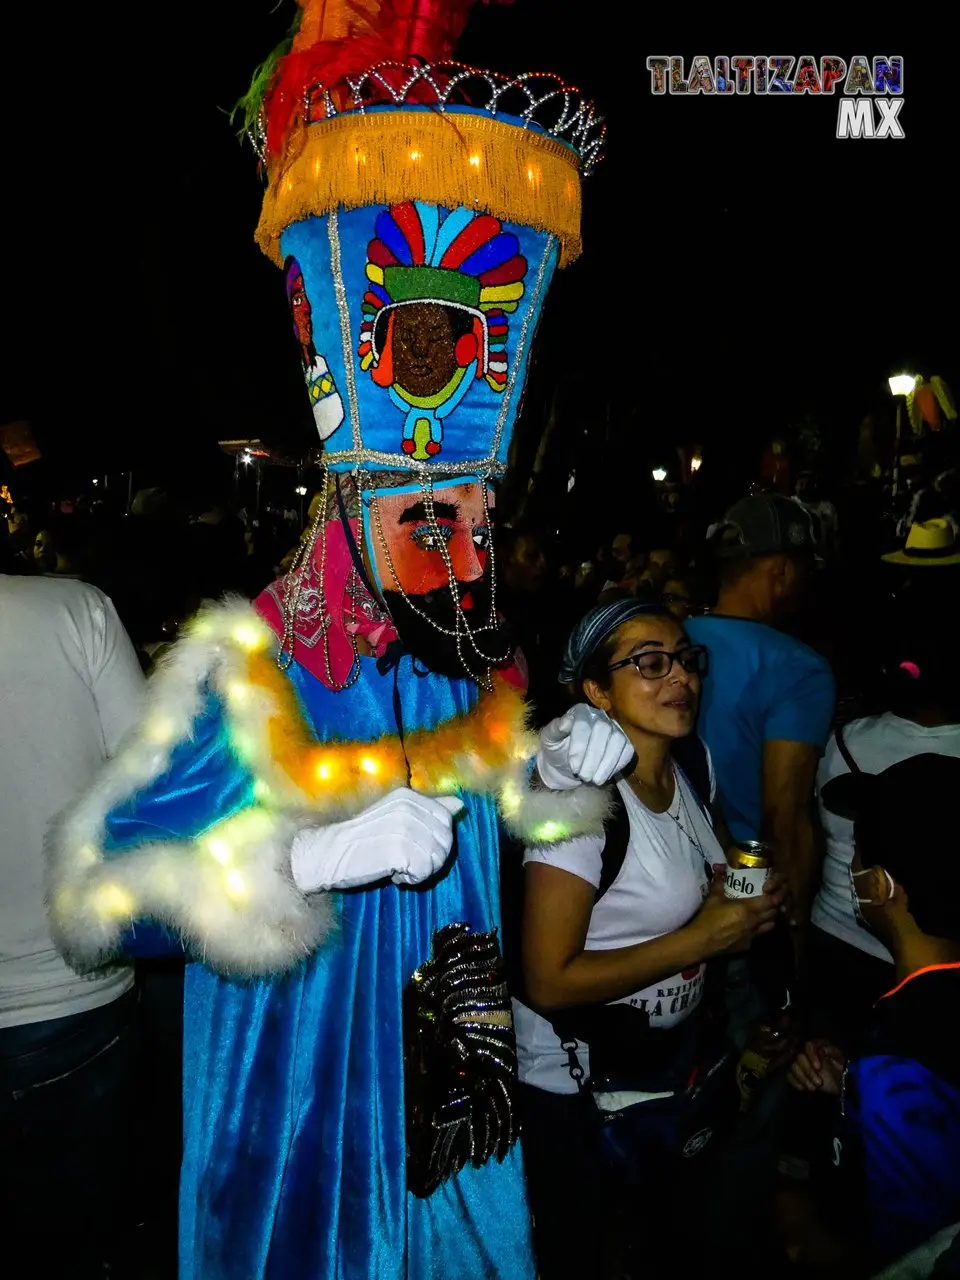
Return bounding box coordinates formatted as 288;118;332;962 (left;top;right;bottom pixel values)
807;633;960;1045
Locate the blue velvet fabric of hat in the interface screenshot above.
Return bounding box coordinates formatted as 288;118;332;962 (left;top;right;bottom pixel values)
279;179;558;476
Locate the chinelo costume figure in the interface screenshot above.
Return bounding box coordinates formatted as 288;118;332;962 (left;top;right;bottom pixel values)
46;2;614;1275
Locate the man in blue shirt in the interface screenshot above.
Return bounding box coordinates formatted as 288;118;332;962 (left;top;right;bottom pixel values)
687;495;835;917
687;497;835;1269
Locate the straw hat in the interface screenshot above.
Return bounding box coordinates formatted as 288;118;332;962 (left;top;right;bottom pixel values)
882;518;960;566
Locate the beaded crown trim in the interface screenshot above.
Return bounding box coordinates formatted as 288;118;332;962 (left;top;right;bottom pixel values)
250;59;606;176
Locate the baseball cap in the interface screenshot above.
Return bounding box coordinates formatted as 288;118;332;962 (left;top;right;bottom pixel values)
709;495;817;559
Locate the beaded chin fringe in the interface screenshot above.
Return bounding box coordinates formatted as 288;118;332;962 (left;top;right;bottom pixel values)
366;471;509;689
256;111;583;269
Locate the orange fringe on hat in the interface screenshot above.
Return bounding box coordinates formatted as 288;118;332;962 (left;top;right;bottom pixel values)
255;110;583;268
246;648;532;804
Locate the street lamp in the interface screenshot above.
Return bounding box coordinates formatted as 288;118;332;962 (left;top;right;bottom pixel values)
690;454;703;473
652;467;667;483
888;374;917;397
887;373;917;498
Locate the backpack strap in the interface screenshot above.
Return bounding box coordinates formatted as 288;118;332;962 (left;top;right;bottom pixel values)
672;733;712;819
596;786;630;902
596;735;712;903
834;723;862;776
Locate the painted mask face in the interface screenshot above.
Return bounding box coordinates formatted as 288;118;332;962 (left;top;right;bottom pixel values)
363;479;510;678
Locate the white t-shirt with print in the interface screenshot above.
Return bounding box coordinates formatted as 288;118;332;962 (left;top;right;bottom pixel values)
514;762;722;1095
812;713;960;961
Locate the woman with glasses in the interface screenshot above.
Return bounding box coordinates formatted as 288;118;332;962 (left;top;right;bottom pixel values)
514;599;783;1278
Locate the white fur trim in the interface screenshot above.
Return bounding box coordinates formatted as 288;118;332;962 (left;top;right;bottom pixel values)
47;597;594;977
47;809;331;979
498;763;613;843
46;598;330;978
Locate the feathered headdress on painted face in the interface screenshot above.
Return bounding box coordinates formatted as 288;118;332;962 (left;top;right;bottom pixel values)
242;0;603;684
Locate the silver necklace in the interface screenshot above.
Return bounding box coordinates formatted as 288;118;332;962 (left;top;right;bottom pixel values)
671;781;706;862
630;768;706;862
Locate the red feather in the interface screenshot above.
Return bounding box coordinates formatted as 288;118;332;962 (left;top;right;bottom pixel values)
367;240;400;268
477;257;526;287
439;214;501;269
264;0;515;166
390;201;427;265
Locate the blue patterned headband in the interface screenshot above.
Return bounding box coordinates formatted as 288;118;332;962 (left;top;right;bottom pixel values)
558;599;671;686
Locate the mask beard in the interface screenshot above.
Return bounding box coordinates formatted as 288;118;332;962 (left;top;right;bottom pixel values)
381;579;513;679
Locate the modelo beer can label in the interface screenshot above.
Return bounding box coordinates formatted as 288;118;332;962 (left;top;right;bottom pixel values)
724;842;772;900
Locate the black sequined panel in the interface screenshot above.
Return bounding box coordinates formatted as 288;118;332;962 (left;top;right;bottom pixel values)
403;922;518;1199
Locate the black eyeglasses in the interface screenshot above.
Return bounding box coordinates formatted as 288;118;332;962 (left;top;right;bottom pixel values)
608;645;709;680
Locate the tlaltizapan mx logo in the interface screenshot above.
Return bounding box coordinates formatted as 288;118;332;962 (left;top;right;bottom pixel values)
646;56;904;139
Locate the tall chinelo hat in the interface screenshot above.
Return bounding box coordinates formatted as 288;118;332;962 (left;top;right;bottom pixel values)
238;0;604;477
239;0;603;686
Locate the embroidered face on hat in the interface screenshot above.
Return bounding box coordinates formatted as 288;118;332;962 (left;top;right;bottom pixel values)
278;195;555;473
284;255;346;441
360;201;528;461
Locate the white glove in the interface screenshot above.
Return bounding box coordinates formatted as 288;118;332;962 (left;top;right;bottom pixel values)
536;705;635;790
290;788;463;893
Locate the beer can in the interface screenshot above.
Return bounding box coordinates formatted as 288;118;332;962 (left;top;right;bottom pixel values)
724;841;772;900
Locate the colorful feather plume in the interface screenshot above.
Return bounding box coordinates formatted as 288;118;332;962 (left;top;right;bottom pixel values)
231;6;304;141
239;0;514;169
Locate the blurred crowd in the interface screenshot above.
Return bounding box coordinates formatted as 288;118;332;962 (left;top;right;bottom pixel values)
3;430;960;1277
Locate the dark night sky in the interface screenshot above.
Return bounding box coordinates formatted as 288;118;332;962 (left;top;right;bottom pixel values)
1;6;948;513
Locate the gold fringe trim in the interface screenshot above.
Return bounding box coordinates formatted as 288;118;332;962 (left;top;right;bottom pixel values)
256;111;583;269
246;650;536;806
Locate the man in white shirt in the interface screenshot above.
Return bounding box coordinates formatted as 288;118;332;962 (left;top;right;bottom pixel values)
0;575;146;1275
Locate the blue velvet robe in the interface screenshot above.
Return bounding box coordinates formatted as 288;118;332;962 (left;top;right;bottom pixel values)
104;653;535;1279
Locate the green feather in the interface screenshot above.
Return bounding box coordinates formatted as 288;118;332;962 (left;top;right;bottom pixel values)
231;5;304;140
